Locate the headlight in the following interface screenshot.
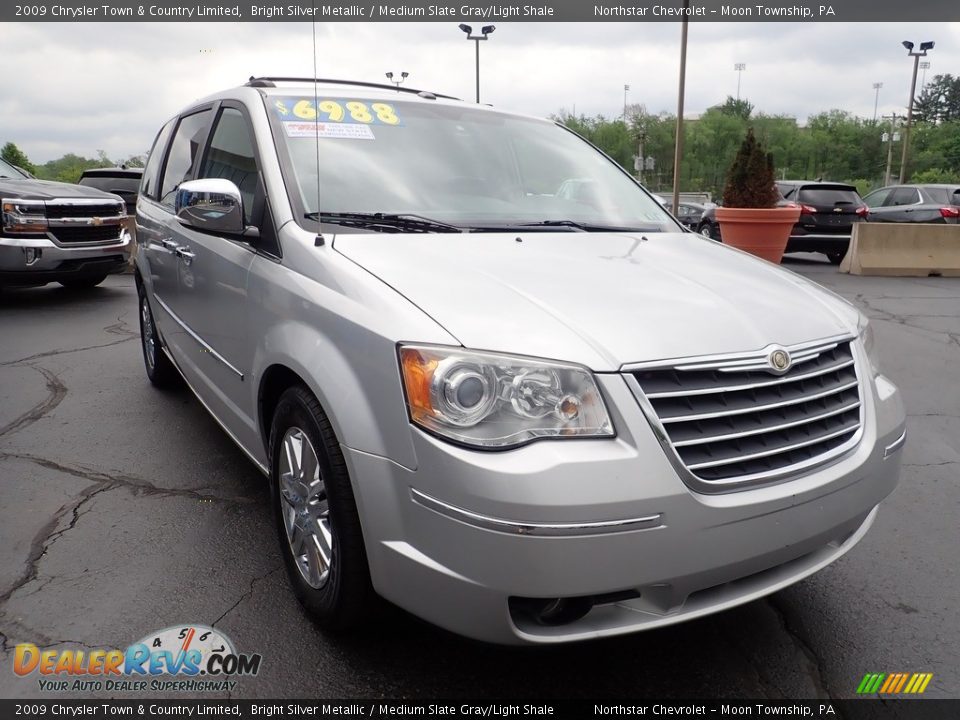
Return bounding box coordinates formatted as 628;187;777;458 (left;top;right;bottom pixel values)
857;314;881;376
398;345;614;449
2;199;47;234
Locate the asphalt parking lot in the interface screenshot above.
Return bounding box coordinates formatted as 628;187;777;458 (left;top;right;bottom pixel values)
0;255;957;702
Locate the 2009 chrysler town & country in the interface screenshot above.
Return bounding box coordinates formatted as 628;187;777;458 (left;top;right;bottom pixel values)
135;78;906;644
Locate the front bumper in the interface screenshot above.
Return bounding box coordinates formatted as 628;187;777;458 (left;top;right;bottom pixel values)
0;232;130;284
343;368;905;645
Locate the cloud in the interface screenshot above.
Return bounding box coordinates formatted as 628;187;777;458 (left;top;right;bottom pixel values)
3;20;957;162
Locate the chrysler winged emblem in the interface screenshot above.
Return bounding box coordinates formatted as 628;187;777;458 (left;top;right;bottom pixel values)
768;347;792;374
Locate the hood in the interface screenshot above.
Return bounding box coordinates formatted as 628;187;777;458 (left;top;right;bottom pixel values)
0;177;122;201
334;231;854;371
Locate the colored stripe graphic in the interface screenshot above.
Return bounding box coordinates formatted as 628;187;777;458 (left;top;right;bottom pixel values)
856;674;874;694
858;672;933;694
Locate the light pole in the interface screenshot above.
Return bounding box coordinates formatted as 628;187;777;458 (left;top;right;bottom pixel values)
872;82;883;122
458;24;495;103
919;60;931;89
672;0;690;213
734;63;746;101
385;71;408;91
623;84;630;123
899;40;934;183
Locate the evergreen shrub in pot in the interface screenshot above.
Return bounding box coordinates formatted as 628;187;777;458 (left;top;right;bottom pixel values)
715;128;800;263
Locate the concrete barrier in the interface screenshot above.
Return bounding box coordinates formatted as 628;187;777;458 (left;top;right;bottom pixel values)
840;223;960;277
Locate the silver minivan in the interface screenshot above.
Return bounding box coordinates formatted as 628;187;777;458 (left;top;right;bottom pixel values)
135;78;906;644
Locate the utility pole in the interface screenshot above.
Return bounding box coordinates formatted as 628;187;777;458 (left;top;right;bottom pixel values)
638;131;646;183
882;113;901;187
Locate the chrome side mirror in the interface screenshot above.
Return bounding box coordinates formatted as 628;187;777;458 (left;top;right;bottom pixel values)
175;179;245;235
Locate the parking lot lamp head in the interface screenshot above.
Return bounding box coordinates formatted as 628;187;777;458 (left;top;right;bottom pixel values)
459;23;472;34
386;71;408;90
902;41;914;51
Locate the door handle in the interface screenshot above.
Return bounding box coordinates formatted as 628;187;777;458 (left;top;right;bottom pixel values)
160;238;182;252
175;247;195;265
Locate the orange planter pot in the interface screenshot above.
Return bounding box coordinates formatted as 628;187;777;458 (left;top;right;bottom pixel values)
715;206;801;264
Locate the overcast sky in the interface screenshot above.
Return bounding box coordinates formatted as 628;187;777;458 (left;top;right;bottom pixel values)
4;21;958;163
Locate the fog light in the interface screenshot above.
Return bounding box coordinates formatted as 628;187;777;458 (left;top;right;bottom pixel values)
24;247;41;265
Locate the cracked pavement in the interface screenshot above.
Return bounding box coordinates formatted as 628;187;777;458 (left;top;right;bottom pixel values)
0;261;956;702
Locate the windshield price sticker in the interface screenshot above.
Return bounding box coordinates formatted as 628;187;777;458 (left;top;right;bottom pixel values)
283;122;375;140
274;98;402;126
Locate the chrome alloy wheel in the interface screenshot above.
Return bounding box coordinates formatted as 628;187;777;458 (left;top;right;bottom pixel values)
141;295;156;372
279;427;333;589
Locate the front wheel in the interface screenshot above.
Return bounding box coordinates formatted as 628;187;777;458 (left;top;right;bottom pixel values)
58;275;106;290
698;222;718;241
269;386;373;630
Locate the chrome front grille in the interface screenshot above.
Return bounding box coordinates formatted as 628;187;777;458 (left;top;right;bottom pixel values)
628;337;862;488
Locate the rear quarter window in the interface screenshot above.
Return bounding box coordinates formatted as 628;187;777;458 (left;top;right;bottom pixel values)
923;187;949;204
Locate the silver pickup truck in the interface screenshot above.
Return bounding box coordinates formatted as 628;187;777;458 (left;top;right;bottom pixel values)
0;157;129;290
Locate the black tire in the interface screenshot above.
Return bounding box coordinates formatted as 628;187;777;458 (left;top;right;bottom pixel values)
698;222;719;241
827;252;845;265
269;386;373;631
137;286;179;389
58;274;107;290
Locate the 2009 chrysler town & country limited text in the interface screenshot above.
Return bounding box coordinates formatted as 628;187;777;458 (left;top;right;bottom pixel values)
135;78;906;644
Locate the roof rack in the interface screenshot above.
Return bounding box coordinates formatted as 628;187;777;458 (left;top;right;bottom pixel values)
245;76;460;101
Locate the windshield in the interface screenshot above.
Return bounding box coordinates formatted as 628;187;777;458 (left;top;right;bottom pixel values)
267;95;678;232
0;158;26;178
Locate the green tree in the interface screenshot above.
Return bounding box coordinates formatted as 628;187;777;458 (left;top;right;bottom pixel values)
1;142;35;175
716;96;754;121
35;153;106;183
913;74;960;124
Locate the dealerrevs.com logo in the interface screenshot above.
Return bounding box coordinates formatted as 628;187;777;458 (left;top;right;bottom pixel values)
13;624;262;693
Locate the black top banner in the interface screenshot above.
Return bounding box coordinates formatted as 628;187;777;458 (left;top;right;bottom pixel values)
3;0;960;22
2;699;960;719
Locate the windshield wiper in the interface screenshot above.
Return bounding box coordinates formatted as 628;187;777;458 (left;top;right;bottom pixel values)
517;220;664;233
305;211;466;233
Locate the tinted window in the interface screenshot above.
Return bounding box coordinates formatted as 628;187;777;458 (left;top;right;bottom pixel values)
200;108;259;225
140;119;176;201
159;110;212;208
863;188;890;208
0;157;25;177
922;187;949;204
777;183;798;200
889;187;920;206
78;175;141;193
797;188;861;206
